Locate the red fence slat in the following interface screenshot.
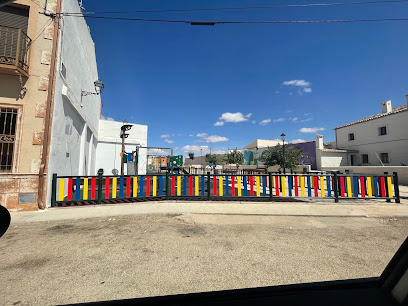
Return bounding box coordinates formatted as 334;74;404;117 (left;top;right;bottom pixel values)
250;176;254;196
231;176;235;196
126;177;131;197
67;178;73;200
105;177;110;198
91;177;96;199
360;177;365;198
340;177;345;197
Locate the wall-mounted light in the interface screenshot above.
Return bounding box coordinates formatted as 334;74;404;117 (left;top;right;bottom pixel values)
81;79;104;97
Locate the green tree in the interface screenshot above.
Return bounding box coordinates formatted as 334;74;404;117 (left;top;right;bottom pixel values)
188;152;195;160
224;149;244;165
259;144;304;171
205;153;223;167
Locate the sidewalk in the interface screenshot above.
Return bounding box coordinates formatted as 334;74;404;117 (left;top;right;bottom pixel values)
10;200;408;223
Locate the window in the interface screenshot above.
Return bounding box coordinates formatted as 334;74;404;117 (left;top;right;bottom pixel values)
350;155;356;166
362;154;369;164
348;133;355;141
0;107;17;172
379;126;387;136
380;153;389;163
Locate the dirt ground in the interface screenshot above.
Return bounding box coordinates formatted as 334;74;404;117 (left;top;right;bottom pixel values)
0;214;407;305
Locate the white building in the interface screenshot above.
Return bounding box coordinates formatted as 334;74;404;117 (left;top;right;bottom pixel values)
46;0;101;207
334;98;408;166
95;120;148;176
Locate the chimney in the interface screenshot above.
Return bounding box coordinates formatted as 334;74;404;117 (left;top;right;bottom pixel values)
316;134;323;150
381;100;392;114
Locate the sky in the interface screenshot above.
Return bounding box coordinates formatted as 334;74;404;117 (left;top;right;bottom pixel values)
78;0;408;156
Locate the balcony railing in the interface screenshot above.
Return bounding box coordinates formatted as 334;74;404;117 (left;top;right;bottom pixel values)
0;25;31;76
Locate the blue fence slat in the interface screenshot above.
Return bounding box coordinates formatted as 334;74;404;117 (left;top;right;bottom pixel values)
225;176;229;196
159;176;163;195
183;176;187;195
243;176;248;196
262;176;266;196
353;176;359;197
119;177;124;198
288;176;293;197
326;176;331;197
307;176;311;197
75;177;81;200
201;176;205;195
373;176;379;197
140;176;144;197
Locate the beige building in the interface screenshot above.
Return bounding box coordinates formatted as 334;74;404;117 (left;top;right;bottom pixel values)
0;0;61;211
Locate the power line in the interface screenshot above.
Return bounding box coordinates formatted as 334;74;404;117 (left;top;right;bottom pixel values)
62;15;408;24
59;0;408;15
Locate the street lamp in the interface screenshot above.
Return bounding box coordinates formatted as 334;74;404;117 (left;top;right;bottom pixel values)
81;79;104;97
200;148;203;172
120;119;133;176
281;133;286;174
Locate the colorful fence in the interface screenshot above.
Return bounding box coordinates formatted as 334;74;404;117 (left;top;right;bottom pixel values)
51;172;400;206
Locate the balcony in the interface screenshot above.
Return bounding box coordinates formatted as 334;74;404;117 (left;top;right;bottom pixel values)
0;25;31;77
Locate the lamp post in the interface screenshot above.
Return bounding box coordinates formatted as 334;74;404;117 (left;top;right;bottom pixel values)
281;133;286;174
200;148;203;173
120;120;133;176
81;79;104;98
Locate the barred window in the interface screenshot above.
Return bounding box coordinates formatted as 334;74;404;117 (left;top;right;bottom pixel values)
0;107;17;172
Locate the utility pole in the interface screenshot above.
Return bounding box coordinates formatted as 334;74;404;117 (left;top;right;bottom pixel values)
281;133;286;174
120;120;133;176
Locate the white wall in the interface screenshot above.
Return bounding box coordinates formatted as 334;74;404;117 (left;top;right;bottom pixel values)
46;0;101;207
335;109;408;166
95;120;148;175
320;151;348;168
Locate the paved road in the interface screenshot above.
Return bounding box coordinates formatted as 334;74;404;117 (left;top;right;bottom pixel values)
1;213;407;305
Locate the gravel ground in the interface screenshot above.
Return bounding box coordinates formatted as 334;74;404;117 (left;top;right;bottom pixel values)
0;214;407;305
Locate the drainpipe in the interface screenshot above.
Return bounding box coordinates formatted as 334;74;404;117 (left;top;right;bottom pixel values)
37;0;62;210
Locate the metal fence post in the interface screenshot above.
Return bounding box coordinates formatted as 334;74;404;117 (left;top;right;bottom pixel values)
269;172;273;202
165;172;169;200
333;172;339;203
384;172;391;203
393;172;400;203
51;173;57;207
97;172;103;204
207;172;211;201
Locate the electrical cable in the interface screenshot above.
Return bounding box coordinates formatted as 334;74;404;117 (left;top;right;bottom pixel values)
59;0;408;15
61;14;408;24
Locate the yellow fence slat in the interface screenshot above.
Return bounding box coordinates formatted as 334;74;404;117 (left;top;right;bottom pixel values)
320;176;325;197
346;177;352;198
152;176;157;196
387;177;393;198
83;178;88;200
237;176;242;196
367;177;373;198
256;176;260;196
219;176;223;196
177;176;181;196
300;176;305;197
133;177;137;197
281;176;286;197
195;176;199;196
112;177;117;198
59;178;65;201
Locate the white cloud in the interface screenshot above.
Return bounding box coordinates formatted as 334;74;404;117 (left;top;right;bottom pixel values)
214;121;224;126
197;133;228;143
299;127;325;133
291;117;299;122
171;134;175;136
182;145;210;154
300;117;312;122
160;134;170;138
283;79;312;94
291;139;306;144
219;112;251;123
273;118;286;123
148;148;166;155
101;115;115;121
212;150;227;154
304;113;311;116
275;91;280;94
259;119;271;126
164;139;174;143
189;134;194;137
205;135;229;143
251;120;256;124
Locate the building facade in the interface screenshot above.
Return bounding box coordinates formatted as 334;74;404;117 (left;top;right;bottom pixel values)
0;0;60;211
334;99;408;166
